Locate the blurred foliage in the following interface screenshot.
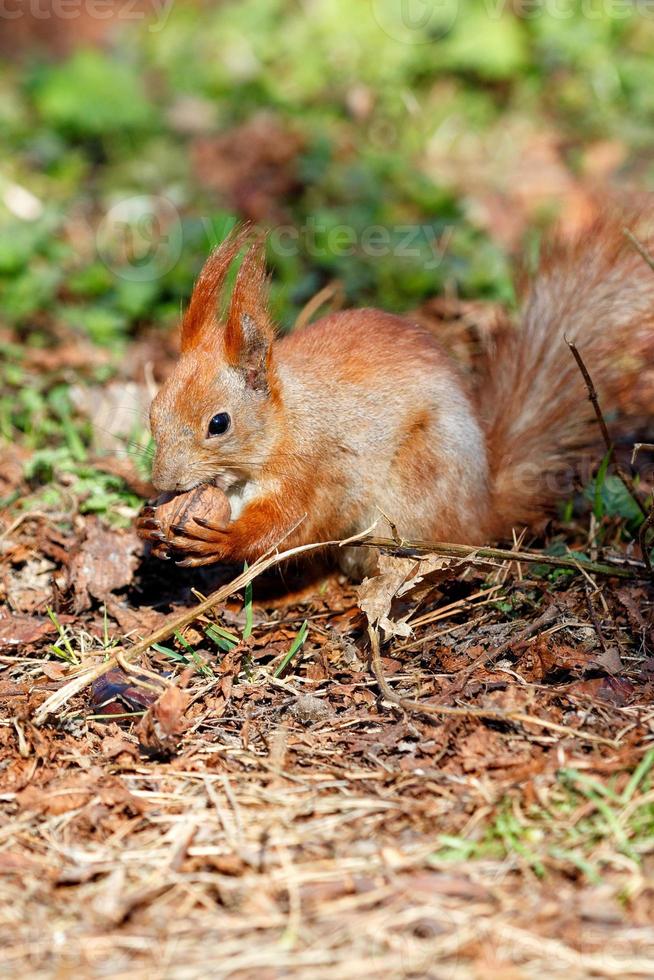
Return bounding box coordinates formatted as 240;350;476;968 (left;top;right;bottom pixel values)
3;0;654;339
31;49;155;138
1;0;654;513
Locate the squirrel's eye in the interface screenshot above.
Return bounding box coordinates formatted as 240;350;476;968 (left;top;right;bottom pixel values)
207;412;231;437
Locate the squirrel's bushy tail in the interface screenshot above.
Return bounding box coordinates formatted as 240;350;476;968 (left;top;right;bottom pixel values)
479;211;654;538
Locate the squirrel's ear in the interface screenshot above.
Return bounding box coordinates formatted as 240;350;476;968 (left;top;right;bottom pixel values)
180;224;250;352
224;239;274;393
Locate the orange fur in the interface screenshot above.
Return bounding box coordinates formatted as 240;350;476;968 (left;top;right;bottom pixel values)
480;211;654;536
225;238;269;359
142;215;654;571
180;224;250;352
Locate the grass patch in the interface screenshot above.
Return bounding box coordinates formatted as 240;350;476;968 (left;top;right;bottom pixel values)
433;753;654;881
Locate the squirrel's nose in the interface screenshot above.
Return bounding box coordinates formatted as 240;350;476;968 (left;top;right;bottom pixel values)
152;473;184;493
151;452;184;493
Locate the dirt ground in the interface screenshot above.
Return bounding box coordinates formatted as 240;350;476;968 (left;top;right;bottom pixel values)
2;490;654;978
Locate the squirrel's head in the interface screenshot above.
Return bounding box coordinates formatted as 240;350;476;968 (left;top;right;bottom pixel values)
149;228;280;493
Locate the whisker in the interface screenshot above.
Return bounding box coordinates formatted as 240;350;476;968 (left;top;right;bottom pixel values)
92;448;153;463
98;404;151;423
94;441;154;461
88;422;155;457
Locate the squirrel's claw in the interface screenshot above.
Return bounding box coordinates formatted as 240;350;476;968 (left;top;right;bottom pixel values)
168;519;229;541
175;552;222;568
166;522;232;563
167;534;224;555
166;520;230;546
169;522;189;536
140;526;167;544
135;508;172;560
152;545;172;560
139;505;234;566
139;517;162;531
192;515;229;533
136;519;162;541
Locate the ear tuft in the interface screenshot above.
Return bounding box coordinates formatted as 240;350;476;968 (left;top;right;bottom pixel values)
180;224;251;352
224;239;274;392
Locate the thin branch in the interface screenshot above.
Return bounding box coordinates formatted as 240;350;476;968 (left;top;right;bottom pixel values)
565;336;647;519
622;230;654;575
623;226;654;273
632;440;654;572
293;280;344;331
583;580;609;655
348;535;645;579
639;509;654;580
631;443;654;466
566;337;613;451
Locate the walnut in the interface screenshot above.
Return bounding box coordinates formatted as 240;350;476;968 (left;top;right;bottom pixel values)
152;485;231;540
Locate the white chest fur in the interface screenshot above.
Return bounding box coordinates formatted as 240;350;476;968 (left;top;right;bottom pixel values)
226;480;260;521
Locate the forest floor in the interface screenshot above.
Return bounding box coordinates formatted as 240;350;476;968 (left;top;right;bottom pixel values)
3;4;654;977
2;327;654;978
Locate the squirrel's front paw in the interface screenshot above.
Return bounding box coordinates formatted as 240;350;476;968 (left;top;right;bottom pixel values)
135;487;233;566
166;516;234;567
136;506;173;560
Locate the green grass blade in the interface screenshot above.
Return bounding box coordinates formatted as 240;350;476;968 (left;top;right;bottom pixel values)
274;620;308;678
204;624;239;652
621;749;654;804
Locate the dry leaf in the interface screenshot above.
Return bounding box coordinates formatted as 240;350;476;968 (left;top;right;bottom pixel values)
135;685;190;756
4;556;57;614
67;518;142;611
0;614;58;651
16;780;94;816
356;553;453;640
0;444;29;496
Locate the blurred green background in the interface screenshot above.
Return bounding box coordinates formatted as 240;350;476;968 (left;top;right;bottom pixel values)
1;0;653;516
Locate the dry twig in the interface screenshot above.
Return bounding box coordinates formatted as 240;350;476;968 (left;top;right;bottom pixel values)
565;336;647;521
622;231;654;574
631;444;654;576
623;226;654;273
349;535;643;579
293;280;344;331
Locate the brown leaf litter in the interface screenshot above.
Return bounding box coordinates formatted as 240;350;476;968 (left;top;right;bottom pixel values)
2;439;654;977
66;518;143;612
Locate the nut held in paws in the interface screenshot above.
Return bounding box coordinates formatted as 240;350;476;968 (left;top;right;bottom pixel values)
153;484;232;541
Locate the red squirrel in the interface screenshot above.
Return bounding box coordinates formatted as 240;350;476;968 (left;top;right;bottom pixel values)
137;215;654;571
